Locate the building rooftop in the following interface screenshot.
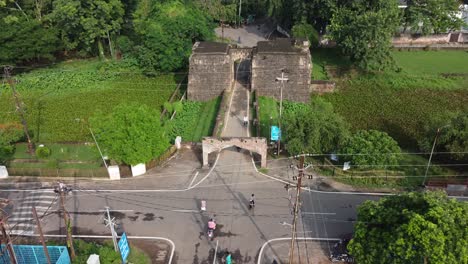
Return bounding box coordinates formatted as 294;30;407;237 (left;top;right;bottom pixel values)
256;39;308;54
192;42;229;54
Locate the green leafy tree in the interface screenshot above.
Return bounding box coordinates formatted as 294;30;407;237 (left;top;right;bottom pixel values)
329;0;400;71
0;123;23;163
348;191;468;264
90;104;169;165
402;0;465;34
419;112;468;161
291;23;319;47
0;16;60;63
282;97;349;155
49;0;124;57
193;0;237;24
133;1;214;71
341;130;401;168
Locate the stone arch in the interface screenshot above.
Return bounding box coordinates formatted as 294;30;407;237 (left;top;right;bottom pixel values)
202;137;267;168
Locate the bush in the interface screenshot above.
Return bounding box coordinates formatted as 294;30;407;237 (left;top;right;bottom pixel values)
292;23;319;47
35;146;51;159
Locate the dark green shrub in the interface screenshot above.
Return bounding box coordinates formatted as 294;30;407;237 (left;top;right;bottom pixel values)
36;146;51;159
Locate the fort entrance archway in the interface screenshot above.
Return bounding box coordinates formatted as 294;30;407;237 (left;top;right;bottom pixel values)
202;137;267;168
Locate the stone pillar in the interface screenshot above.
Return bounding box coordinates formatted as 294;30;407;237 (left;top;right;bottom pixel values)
261;154;267;168
203;150;209;167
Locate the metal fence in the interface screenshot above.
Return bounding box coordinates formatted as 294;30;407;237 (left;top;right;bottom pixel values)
0;245;70;264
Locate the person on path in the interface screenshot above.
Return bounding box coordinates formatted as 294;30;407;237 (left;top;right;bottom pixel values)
225;251;232;264
243;115;248;127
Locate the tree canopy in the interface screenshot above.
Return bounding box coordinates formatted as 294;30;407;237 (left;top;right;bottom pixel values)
90;104;169;165
341;130;401;169
402;0;465;34
348;191;468;264
419;112;468;161
282;97;349;155
328;0;400;71
132;0;214;72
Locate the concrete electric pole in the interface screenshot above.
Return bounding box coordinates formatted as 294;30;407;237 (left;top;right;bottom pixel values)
55;182;76;259
276;70;288;157
0;207;18;264
104;206;119;251
3;65;35;155
288;155;304;264
32;206;52;264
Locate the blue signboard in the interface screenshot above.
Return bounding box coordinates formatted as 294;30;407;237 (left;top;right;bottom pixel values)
271;126;281;141
118;233;130;262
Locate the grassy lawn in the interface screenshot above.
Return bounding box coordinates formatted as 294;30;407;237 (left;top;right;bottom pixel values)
9;143;102;169
0;59;181;142
257;96;279;138
191;97;221;141
393;50;468;75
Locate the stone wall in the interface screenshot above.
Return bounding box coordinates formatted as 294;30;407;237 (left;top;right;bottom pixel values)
188;53;232;101
310;81;335;94
252;53;312;102
230;48;253;62
392;34;450;45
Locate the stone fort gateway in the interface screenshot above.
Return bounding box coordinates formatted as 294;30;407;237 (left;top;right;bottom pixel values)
187;38;313;102
188;39;318;168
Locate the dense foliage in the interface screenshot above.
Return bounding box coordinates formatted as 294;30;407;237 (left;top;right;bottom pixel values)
0;123;23;163
166;99;220;142
291;23;319;47
0;59;177;142
348;191;468;264
282;97;349;155
90;103;169;165
402;0;465;34
128;1;215;71
418;112;468;161
328;0;400;71
341;130;401;169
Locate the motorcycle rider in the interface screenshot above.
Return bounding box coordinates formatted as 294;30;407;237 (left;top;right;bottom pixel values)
208;218;216;231
249;194;255;209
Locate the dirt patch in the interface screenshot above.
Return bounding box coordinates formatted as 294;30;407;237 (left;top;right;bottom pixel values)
131;239;172;264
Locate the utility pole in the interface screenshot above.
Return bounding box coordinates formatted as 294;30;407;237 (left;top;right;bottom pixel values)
55;182;76;259
238;0;242;28
288;155;304;264
32;206;51;264
422;125;449;186
104;206;118;251
3;66;34;155
0;218;18;264
276;70;288;157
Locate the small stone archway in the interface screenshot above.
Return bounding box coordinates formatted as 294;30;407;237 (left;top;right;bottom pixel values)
202;137;267;168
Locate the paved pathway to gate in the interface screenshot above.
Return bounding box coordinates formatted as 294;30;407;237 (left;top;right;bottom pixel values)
222;77;250;137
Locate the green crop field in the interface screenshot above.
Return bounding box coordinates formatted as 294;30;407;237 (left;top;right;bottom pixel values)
0;59;182;142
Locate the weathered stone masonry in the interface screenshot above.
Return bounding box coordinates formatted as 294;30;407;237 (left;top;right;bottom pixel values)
202;137;267;168
188;42;233;101
188;39;313;102
251;39;312;102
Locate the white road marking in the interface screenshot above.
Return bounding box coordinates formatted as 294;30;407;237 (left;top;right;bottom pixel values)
188;171;199;188
257;237;341;264
302;212;337;215
171;209;200;213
